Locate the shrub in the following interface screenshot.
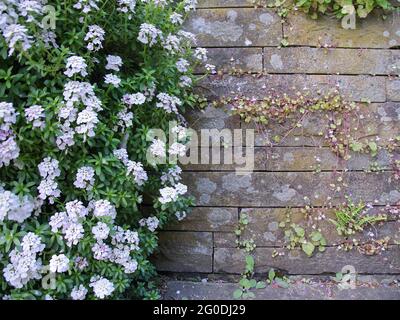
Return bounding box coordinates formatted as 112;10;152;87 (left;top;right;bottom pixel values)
0;0;209;300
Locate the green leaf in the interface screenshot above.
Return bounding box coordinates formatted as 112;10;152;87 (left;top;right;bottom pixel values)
311;231;322;242
245;255;254;270
249;279;257;288
268;269;276;281
293;225;305;237
368;142;378;156
256;281;266;289
301;242;315;256
233;289;243;299
350;142;363;152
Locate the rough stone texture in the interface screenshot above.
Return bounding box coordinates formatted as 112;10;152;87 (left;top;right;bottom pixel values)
387;78;400;101
163;278;400;300
199;75;386;102
264;47;400;75
165;207;238;232
284;12;400;48
198;0;256;7
197;48;263;73
182;147;397;171
183;171;400;207
153;232;213;273
184;8;282;46
242;102;400;147
214;246;400;274
156;5;400;292
186;105;240;131
240;208;400;247
214;232;237;247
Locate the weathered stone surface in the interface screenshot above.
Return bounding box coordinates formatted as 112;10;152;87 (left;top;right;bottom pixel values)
241;102;400;146
214;246;400;274
199;75;386;102
284;12;400;48
184;8;282;46
214;232;237;247
183;171;400;207
387;78;400;101
264;47;400;75
240;208;400;247
182;146;397;171
198;0;257;7
165;207;237;231
197;48;263;73
153;232;213;273
186;105;240;130
163;277;400;300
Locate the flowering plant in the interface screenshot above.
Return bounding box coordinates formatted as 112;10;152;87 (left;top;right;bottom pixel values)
0;0;208;299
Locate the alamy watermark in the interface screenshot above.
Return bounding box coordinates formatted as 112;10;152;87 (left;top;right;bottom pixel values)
145;121;255;175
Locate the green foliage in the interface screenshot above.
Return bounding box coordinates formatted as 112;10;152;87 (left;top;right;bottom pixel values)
330;197;387;236
294;0;393;19
267;268;290;288
279;211;327;257
0;0;205;300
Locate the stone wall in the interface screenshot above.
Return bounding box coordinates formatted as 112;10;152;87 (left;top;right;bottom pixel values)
153;1;400;276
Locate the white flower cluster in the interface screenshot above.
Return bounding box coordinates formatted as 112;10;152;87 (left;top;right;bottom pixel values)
92;221;110;240
163;34;181;53
0;1;47;56
49;254;70;273
113;148;148;186
193;47;208;62
37;157;61;204
183;0;198;11
74;166;95;191
122;92;146;106
90;199;117;220
91;224;140;274
89;276;114;299
3;233;45;288
73;0;99;13
105;55;123;72
142;0;168;7
64;56;88;78
116;108;134;131
57;81;102;149
71;284;88;300
171;124;188;141
117;0;136;18
84;25;105;51
0;102;19;167
160;165;182;185
176;58;189;73
2;23;32;56
156;93;182;114
0;188;34;223
169;142;186;157
137;23;162;47
104;74;121;87
205;63;216;74
170;12;183;25
40;30;58;49
139;216;159;232
177;30;197;45
149;138;166;158
175;211;187;221
24;104;45;129
49;200;88;246
179;75;192;87
158;183;187;204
